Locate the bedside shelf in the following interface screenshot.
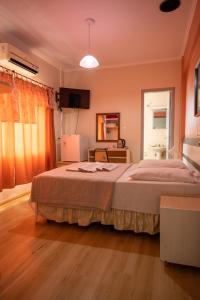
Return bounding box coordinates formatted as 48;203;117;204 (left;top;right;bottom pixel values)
160;195;200;267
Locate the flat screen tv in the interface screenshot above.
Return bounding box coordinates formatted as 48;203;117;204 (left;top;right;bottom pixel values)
59;88;90;109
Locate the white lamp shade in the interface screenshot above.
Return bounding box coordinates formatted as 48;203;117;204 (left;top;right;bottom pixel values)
79;55;99;69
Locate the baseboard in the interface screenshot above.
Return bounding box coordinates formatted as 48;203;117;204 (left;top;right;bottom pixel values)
0;191;30;206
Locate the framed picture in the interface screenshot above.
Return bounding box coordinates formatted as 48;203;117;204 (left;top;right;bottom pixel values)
194;60;200;117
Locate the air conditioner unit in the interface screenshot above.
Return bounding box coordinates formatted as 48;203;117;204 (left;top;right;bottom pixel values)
0;43;39;76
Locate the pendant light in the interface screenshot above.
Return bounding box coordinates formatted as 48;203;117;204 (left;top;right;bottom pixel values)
79;18;99;69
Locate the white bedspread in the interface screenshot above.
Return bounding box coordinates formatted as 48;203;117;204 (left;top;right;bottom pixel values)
112;164;200;214
31;162;200;216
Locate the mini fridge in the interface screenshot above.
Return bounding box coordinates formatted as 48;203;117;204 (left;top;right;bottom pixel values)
61;134;88;162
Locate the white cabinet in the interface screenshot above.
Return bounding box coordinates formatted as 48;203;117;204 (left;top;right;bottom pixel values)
160;196;200;267
61;135;88;162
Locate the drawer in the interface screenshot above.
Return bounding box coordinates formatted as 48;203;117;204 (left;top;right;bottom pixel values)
107;150;126;157
109;157;126;163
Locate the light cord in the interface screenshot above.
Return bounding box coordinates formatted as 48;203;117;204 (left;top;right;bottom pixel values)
88;22;91;53
75;108;79;134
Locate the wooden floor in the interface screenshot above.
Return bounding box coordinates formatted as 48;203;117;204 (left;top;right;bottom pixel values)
0;198;200;300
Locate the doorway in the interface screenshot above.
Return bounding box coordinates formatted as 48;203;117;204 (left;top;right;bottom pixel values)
141;88;174;160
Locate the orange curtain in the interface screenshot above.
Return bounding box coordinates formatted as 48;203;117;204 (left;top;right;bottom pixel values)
0;71;56;191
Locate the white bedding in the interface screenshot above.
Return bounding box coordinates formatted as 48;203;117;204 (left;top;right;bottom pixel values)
137;159;187;169
31;162;200;216
112;164;200;214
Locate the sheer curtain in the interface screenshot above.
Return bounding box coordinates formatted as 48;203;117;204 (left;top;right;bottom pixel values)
0;70;56;191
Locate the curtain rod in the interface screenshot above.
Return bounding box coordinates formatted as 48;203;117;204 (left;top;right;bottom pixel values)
0;64;54;91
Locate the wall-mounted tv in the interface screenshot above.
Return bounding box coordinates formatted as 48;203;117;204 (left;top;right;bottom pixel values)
59;87;90;109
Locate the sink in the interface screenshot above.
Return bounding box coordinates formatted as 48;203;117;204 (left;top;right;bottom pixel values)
151;145;166;159
151;146;166;152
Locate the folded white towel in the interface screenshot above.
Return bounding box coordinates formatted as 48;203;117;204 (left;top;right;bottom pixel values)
97;164;118;171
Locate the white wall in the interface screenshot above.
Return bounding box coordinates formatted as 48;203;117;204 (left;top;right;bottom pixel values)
63;60;181;162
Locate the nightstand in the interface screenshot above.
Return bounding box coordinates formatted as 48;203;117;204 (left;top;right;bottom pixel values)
160;195;200;267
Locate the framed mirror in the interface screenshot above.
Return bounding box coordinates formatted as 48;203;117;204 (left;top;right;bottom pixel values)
153;109;167;129
96;113;120;142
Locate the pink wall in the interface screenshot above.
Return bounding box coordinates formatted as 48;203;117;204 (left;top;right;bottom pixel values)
64;60;181;162
182;1;200;138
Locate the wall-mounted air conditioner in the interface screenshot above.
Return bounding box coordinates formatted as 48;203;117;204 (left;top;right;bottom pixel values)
0;43;39;76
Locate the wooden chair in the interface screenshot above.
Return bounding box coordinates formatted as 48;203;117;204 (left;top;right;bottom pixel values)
94;148;109;162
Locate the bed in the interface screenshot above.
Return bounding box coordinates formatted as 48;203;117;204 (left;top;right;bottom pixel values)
30;160;200;234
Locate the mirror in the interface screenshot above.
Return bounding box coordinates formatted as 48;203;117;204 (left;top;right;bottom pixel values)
96;113;120;142
153;109;167;129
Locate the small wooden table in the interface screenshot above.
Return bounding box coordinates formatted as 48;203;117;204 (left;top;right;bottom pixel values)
88;148;131;163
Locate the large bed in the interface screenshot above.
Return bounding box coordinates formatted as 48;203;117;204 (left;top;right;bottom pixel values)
30;161;200;234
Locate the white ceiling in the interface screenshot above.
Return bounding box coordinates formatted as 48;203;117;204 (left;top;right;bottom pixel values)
0;0;197;71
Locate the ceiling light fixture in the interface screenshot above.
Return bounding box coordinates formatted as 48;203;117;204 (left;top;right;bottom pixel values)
160;0;181;12
79;18;99;69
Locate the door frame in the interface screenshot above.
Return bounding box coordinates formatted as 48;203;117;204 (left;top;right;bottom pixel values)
140;87;175;160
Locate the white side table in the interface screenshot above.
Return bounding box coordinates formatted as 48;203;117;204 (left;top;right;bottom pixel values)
160;196;200;267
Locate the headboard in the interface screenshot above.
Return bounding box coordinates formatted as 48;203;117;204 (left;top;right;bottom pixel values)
182;138;200;172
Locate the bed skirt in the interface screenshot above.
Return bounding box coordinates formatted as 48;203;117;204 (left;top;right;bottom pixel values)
37;204;160;234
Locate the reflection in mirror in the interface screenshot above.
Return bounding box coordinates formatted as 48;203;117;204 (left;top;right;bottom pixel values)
153;109;167;129
96;113;120;142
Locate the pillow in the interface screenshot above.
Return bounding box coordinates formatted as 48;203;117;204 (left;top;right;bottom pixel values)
138;159;187;169
190;170;200;179
129;167;197;183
